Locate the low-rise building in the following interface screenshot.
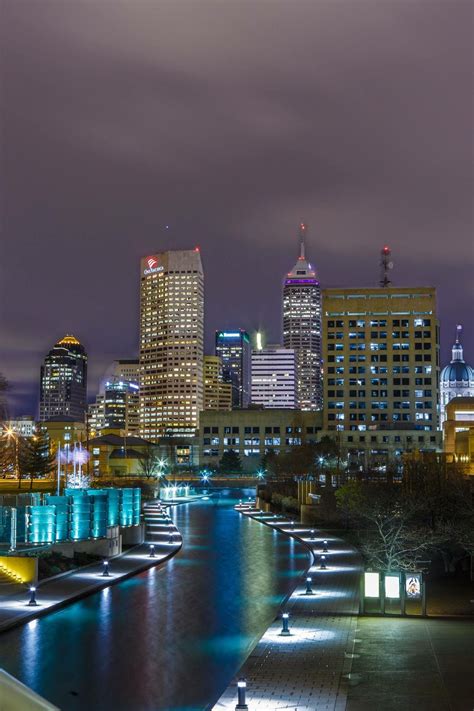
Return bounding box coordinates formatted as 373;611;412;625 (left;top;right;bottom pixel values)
198;409;322;472
443;396;474;476
41;417;87;449
6;417;36;438
88;431;154;477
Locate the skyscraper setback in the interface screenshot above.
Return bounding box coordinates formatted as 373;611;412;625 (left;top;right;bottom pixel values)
282;224;322;410
139;249;204;440
39;335;87;422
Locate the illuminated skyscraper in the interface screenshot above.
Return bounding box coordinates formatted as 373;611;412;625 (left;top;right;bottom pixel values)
215;330;250;408
139;249;204;440
39;335;88;422
203;356;232;411
282;224;322;410
251;345;296;408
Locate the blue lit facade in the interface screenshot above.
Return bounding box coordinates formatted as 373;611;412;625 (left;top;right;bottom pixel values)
215;330;250;408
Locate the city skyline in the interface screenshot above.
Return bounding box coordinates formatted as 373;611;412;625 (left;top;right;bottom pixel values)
1;1;472;415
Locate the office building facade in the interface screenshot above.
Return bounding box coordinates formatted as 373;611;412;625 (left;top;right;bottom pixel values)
322;286;440;465
203;356;232;411
251;346;296;408
215;330;250;408
139;249;204;440
88;379;140;437
39;335;88;422
282;225;322;410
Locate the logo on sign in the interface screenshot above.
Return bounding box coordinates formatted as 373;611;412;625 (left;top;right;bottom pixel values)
144;256;164;275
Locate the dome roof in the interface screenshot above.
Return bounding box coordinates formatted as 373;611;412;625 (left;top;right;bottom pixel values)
441;361;474;384
440;324;474;384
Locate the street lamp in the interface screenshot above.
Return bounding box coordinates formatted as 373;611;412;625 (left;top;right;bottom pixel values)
235;678;248;711
27;586;38;606
280;612;291;636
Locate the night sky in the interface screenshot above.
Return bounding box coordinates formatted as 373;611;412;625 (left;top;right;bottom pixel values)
1;0;472;416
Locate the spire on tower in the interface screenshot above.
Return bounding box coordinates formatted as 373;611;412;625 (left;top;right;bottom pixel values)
299;222;307;260
456;324;462;344
379;245;393;287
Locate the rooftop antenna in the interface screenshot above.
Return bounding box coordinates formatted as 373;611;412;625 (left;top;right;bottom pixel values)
299;223;307;259
380;245;393;287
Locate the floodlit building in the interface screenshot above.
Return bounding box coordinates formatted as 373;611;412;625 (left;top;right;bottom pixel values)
7;417;36;438
251;345;296;409
322;286;441;467
440;325;474;427
88;379;140;437
88;432;154;477
39;335;87;422
139;249;204;440
443;396;474;476
102;359;139;388
41;417;87;449
215;330;250;408
282;224;322;410
203;356;232;411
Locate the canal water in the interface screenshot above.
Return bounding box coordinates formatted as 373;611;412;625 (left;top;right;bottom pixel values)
0;490;309;711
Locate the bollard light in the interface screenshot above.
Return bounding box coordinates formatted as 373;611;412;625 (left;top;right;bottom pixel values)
305;576;314;595
320;555;327;570
310;529;315;540
291;520;294;528
149;544;156;558
102;560;110;577
235;678;248;710
280;612;291;636
322;539;328;552
27;586;38;606
168;531;174;544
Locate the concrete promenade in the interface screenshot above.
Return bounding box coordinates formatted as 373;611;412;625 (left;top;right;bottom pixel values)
214;508;474;711
0;499;181;634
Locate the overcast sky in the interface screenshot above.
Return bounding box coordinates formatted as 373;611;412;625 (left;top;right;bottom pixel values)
1;0;472;415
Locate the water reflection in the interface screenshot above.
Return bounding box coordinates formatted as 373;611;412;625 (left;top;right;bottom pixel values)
0;490;309;711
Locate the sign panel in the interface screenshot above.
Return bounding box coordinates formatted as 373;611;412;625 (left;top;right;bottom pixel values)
405;574;422;599
384;574;400;599
364;571;380;598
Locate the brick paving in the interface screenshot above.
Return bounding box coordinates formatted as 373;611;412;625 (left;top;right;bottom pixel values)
0;499;181;633
213;509;363;710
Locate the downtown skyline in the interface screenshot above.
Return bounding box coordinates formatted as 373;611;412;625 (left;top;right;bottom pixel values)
1;0;472;415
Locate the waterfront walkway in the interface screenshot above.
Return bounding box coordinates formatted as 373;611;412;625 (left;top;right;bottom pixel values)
214;508;474;711
0;499;181;634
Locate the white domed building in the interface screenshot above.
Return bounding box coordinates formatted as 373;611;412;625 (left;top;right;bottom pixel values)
440;325;474;427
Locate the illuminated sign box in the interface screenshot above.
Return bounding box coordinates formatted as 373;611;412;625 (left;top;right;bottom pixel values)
364;572;380;598
405;574;422;599
384;574;400;599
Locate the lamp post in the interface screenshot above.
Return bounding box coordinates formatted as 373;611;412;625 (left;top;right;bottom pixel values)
235;678;248;710
28;586;38;606
280;612;291;636
102;560;110;577
322;539;328;553
320;555;327;570
310;529;315;540
305;576;314;595
149;544;156;558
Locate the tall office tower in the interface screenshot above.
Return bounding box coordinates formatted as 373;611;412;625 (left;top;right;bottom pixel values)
323;287;440;434
251;345;296;409
203;356;232;411
139;249;204;440
39;335;88;422
439;325;474;426
215;330;251;408
282;224;322;410
88;379;140;436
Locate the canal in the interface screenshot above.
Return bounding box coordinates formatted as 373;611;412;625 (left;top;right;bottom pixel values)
0;490;309;710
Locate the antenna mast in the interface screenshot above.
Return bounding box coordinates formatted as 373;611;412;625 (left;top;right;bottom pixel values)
379;245;393;287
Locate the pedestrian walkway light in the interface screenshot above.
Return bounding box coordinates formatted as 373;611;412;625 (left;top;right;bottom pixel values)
320;555;327;570
149;544;156;558
291;520;294;528
235;678;248;710
305;576;314;595
280;612;291;636
322;539;328;552
168;531;174;544
102;560;110;577
310;529;315;540
27;586;38;606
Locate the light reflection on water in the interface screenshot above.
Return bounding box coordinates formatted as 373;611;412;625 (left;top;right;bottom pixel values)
0;490;309;711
